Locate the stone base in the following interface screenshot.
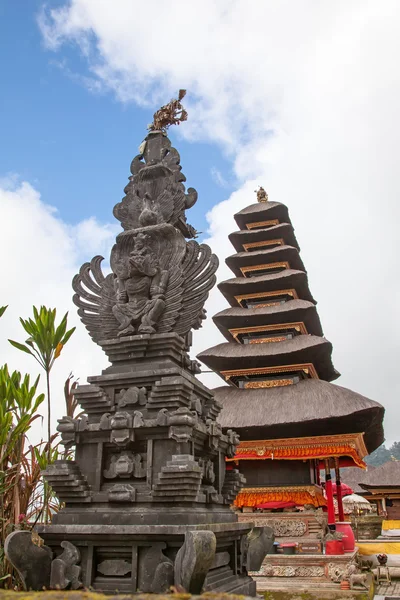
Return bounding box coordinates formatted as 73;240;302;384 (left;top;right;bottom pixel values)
261;577;374;600
251;550;360;591
238;511;327;548
36;522;256;595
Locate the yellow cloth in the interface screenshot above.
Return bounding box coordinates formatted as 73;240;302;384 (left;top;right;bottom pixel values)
382;520;400;530
357;541;400;555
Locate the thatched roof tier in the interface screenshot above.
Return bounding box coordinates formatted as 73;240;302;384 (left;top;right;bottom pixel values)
197;335;339;381
213;379;384;453
213;300;323;342
228;223;300;253
359;461;400;489
218;269;316;306
225;245;305;277
234;202;291;230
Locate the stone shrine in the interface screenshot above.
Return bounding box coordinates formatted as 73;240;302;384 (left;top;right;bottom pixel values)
5;96;273;594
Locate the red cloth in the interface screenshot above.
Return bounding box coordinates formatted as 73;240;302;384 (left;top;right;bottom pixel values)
255;501;297;510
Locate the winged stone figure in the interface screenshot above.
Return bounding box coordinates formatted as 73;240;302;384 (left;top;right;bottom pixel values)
72;224;218;346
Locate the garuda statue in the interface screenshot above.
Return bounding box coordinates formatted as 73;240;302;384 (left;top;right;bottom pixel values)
73;95;218;347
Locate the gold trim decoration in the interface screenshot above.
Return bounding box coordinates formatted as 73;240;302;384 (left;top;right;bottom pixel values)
246;219;279;230
244;379;294;388
256;186;269;203
234;289;298;307
229;322;308;342
239;485;324;496
243;239;284;252
249;336;287;344
221;362;319;381
230;433;368;465
240;262;289;276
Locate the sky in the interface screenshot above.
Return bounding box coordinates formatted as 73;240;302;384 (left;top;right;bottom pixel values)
0;0;399;445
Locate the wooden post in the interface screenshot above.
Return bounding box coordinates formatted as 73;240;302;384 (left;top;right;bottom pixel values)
335;458;345;522
325;458;336;528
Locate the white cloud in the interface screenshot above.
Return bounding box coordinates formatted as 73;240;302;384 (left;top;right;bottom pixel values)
0;179;117;443
35;0;400;442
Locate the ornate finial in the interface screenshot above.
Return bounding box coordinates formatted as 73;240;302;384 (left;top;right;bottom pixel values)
255;186;268;203
149;90;188;132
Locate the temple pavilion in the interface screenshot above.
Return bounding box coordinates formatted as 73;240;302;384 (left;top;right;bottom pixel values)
198;188;384;531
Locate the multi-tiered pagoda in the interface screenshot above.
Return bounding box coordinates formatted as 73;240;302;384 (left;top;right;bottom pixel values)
199;188;384;533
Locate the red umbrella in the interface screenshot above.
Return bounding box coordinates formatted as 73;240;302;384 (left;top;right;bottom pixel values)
331;482;353;497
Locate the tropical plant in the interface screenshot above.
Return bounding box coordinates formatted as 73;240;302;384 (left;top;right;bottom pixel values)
9;306;75;460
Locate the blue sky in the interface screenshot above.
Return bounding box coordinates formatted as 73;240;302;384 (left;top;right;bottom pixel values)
0;0;234;235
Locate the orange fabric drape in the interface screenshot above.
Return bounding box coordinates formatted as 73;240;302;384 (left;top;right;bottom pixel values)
228;443;365;469
234;487;327;508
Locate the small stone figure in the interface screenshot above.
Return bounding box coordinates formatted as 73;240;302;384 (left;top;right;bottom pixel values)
174;530;216;593
112;234;169;336
50;541;82;590
255;186;268;203
246;526;275;571
4;530;52;590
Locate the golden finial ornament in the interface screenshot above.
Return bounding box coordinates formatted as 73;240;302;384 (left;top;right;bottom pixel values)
149;90;188;132
255;186;268;203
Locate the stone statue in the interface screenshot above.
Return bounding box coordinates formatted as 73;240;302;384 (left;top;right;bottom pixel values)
112;233;169;335
6;98;262;596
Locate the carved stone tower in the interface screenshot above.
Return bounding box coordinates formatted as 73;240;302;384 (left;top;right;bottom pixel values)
23;106;272;594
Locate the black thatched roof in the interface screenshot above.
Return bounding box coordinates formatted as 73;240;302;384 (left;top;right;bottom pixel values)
218;269;316;306
341;467;376;494
234;202;291;230
229;223;300;253
213;379;384;453
213;300;323;342
225;245;305;277
359;461;400;489
197;334;338;382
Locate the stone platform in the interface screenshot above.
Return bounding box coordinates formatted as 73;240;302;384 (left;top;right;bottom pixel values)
252;549;358;588
238;511;327;549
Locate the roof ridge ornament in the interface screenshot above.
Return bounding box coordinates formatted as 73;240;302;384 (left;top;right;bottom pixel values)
148;89;188;133
256;186;269;203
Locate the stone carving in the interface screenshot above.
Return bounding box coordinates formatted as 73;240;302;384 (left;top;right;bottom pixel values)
226;429;240;458
112;232;169;336
247;526;275;571
110;411;133;446
174;530;216;593
103;452;146;479
328;562;347;583
199;458;216;485
6;105;254;595
56;416;78;450
97;559;131;577
50;541;82;590
108;483;136;502
73;127;218;347
4;530;52;590
261;563;324;577
138;545;174;593
270;519;307;537
117;386;147;408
